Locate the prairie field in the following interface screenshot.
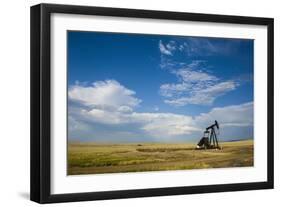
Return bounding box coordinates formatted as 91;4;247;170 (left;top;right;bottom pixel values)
67;140;253;175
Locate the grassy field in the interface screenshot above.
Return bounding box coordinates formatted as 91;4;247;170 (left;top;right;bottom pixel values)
67;140;253;175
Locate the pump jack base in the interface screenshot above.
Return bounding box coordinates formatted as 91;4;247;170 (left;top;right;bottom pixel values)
195;145;222;150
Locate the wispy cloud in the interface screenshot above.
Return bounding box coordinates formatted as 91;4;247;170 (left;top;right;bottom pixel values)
159;38;244;58
175;62;218;82
159;40;176;56
182;37;219;56
163;81;237;106
157;38;243;106
159;61;238;106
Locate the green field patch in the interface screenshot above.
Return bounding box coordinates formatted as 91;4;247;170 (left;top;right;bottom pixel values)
136;147;192;153
67;140;254;175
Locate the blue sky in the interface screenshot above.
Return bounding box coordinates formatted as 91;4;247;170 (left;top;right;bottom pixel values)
67;31;254;142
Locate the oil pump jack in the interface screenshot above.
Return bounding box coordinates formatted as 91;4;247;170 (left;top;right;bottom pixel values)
196;120;221;150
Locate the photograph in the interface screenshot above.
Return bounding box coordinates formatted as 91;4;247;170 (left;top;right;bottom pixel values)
67;31;254;175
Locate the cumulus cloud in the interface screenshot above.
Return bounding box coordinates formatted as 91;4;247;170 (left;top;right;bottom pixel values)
68;80;252;141
195;102;253;128
193;102;254;140
131;112;199;137
68;80;201;139
74;109;201;138
69;80;141;109
159;61;238;106
75;105;201;137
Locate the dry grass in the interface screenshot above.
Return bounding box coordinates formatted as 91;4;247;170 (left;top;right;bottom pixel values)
67;140;253;175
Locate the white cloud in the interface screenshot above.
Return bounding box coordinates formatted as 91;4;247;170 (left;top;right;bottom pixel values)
69;80;252;141
133;112;200;137
79;104;251;139
160;82;192;98
159;61;238;106
117;105;133;113
195;102;253;128
159;38;247;67
183;37;218;56
157;39;246;107
159;40;174;56
69;80;141;109
166;41;177;51
78;107;200;137
68;80;201;138
163;81;237;106
175;68;218;82
159;38;220;58
68;115;89;132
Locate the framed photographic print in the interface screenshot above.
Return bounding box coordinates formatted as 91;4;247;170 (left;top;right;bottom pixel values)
30;3;274;203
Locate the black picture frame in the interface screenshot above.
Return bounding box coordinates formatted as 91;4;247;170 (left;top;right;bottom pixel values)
30;3;274;204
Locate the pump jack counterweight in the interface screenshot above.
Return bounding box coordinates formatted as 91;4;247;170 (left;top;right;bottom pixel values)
196;120;222;150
